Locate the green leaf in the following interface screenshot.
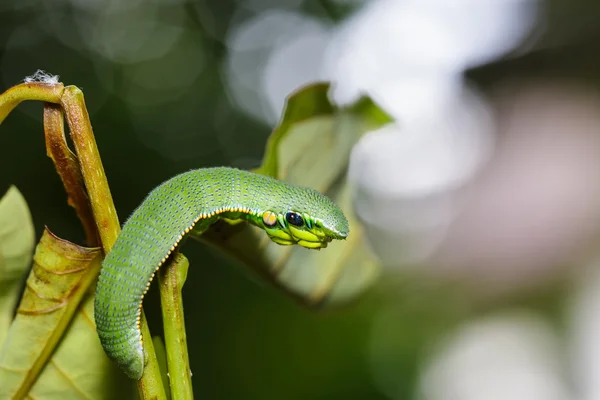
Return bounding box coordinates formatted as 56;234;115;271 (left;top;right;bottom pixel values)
202;82;393;306
0;229;134;399
0;186;35;347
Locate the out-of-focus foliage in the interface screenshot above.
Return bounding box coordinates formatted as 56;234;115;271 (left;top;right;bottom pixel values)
0;186;35;346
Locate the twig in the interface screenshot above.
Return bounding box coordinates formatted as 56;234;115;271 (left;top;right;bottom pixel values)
158;253;193;400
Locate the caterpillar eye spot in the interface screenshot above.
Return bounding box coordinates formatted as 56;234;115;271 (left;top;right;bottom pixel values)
262;211;278;227
285;211;304;227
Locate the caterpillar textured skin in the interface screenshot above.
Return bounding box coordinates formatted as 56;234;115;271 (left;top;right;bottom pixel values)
94;167;349;379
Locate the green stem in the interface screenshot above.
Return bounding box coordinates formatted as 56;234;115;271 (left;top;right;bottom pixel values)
60;86;120;252
137;312;168;399
59;86;166;399
158;253;194;400
0;82;64;124
152;336;172;400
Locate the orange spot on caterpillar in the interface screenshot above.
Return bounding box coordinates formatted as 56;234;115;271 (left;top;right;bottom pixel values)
262;211;278;227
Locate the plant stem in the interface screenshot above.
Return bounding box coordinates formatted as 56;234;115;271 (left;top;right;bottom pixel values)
60;86;120;252
0;82;64;124
60;86;166;399
158;253;194;400
136;312;168;399
43;103;99;246
152;336;172;400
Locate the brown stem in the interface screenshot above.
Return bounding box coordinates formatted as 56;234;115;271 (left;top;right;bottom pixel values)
43;103;99;246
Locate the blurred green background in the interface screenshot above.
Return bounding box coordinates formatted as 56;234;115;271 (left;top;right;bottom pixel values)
3;0;600;399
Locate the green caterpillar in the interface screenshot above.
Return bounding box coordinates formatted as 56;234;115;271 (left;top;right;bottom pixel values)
94;167;349;379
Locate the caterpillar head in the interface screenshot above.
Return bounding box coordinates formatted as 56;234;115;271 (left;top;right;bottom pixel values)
258;188;349;249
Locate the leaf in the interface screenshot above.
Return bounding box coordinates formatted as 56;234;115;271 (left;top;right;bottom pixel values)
0;186;35;347
0;229;133;399
201;82;393;306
